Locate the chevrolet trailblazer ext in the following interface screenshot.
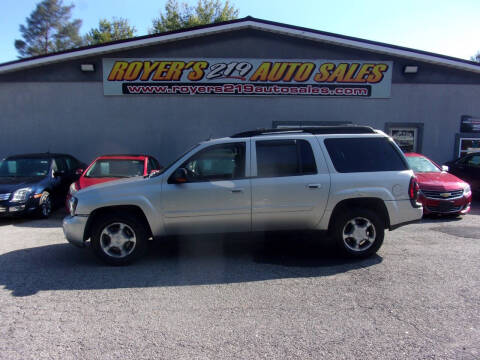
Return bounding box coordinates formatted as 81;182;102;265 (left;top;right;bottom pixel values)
63;127;423;265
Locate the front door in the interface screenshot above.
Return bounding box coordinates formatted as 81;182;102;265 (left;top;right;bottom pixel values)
251;137;330;231
162;141;251;234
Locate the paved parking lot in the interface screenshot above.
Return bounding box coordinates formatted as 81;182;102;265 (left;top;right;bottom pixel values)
0;204;479;359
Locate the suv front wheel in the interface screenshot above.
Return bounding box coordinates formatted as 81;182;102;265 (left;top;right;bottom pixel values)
331;208;384;258
91;213;148;265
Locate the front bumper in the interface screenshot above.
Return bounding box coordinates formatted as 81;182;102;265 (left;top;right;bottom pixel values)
0;198;41;217
418;194;471;215
63;215;88;247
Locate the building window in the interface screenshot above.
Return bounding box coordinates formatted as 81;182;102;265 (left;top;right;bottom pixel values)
458;138;480;157
389;127;417;152
385;123;424;153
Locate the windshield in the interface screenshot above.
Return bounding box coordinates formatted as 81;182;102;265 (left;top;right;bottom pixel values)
0;158;51;177
406;156;441;173
85;159;144;178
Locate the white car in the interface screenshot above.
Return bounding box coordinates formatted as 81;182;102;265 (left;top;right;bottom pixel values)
63;126;423;265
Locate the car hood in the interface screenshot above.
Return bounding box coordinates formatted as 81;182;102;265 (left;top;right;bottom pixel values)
0;176;43;193
415;172;467;190
74;175;162;215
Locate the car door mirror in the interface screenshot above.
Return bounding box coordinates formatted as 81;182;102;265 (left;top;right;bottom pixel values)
75;168;84;175
170;168;188;184
441;165;449;172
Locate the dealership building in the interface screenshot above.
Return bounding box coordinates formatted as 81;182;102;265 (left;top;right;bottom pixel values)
1;17;480;166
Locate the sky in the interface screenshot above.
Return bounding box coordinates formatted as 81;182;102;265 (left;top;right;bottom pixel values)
1;0;479;64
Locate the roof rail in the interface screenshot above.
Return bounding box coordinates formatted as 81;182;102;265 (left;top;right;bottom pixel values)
230;126;376;138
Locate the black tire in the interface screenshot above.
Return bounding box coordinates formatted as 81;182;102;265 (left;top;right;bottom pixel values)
91;212;148;265
37;191;52;218
330;207;385;258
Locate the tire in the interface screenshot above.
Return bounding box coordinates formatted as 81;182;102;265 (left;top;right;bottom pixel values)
37;191;52;218
330;207;385;258
91;212;148;265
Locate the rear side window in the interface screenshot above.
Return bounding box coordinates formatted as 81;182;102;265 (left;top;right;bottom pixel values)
324;137;407;173
256;139;317;177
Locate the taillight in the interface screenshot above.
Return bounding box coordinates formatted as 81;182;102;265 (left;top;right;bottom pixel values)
409;176;419;201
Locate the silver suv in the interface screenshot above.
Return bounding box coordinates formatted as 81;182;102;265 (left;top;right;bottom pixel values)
63;126;423;265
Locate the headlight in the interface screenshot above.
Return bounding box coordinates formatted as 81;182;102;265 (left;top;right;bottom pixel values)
463;183;471;196
69;182;79;195
11;187;32;202
68;196;78;216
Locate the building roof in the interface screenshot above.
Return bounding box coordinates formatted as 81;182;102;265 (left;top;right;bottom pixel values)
1;16;479;74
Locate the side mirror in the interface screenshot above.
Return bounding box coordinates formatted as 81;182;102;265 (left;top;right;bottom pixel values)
441;165;449;172
170;168;188;184
75;168;84;176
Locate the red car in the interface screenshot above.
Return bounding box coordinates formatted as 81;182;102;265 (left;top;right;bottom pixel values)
66;154;162;207
405;153;472;215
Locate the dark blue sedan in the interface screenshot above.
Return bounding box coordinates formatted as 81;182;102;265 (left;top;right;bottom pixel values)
0;153;84;218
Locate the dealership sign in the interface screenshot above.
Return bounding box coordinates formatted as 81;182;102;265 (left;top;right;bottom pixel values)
102;58;392;98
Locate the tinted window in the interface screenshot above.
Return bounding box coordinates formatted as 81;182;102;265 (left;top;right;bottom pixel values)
54;157;68;172
256;139;317;177
324;137;407;173
179;142;245;182
466;154;480;168
63;156;78;171
0;158;51;177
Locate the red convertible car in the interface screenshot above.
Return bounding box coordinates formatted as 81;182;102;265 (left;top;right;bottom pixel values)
66;154;162;207
405;153;472;215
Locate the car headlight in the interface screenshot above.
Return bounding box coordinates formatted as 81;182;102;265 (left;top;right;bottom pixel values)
68;196;78;216
69;182;79;195
463;183;471;196
11;187;33;202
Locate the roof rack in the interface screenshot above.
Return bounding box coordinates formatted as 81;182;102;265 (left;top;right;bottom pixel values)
230;126;376;138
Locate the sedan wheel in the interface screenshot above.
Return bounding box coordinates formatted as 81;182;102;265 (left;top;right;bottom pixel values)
39;192;52;218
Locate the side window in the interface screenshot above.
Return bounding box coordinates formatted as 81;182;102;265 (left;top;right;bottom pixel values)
324;137;408;173
55;157;68;173
177;142;246;182
63;156;77;172
467;154;480;167
256;139;317;178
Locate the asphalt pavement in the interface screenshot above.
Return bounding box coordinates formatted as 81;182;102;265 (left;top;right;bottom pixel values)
0;204;479;359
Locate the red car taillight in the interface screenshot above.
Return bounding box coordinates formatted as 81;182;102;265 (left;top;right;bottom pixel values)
409;176;420;202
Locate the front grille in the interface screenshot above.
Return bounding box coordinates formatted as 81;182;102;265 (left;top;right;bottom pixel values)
421;189;463;200
0;193;11;201
426;204;463;213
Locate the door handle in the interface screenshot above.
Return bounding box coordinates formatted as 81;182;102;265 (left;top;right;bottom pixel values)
231;188;244;193
307;184;322;189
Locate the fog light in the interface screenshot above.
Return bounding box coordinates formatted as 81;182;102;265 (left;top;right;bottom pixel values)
9;205;26;212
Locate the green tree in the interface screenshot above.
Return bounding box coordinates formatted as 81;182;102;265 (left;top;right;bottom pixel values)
471;52;480;62
84;18;137;45
14;0;82;58
150;0;239;34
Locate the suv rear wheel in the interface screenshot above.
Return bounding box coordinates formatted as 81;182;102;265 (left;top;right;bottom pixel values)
331;208;384;258
91;213;148;265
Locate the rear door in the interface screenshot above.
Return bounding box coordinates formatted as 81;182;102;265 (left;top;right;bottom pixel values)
251;136;330;231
